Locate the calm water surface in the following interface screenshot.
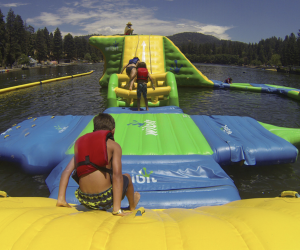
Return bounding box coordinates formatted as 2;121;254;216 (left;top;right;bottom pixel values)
0;63;300;200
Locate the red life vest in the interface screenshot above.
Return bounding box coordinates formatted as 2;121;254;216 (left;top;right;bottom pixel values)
74;130;113;177
137;68;148;81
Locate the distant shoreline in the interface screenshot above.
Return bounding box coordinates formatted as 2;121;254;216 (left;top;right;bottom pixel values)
1;62;293;74
0;62;97;72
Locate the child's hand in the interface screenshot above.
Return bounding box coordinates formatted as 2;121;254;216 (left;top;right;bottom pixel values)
152;86;155;90
56;199;72;208
129;87;132;91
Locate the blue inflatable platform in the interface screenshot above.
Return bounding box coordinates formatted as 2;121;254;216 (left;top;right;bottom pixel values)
0;115;93;174
192;115;298;166
1;106;299;208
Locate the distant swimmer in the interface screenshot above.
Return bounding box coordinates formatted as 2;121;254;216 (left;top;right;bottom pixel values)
124;22;134;35
224;77;232;84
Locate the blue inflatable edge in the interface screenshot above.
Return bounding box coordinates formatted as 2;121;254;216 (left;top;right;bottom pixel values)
104;106;183;114
191;115;298;166
46;154;241;209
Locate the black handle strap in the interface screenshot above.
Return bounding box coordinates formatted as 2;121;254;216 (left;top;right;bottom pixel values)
77;156;112;174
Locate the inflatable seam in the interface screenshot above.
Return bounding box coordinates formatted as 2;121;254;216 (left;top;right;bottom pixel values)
158;211;184;250
92;214;120;250
194;208;264;249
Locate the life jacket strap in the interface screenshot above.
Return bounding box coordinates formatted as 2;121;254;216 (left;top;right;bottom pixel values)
77;156;113;174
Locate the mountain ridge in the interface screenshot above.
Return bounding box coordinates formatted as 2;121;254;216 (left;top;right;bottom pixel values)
166;32;223;46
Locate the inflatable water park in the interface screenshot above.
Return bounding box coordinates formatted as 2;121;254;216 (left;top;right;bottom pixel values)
1;35;300;250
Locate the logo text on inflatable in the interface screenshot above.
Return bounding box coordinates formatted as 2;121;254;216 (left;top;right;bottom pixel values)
105;41;119;51
132;167;157;184
142;120;157;136
127;120;158;136
54;125;69;133
221;125;232;135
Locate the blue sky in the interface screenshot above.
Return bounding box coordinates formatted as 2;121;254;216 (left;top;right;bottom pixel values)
0;0;299;43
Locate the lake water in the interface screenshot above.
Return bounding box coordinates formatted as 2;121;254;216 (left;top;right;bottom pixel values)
0;63;300;200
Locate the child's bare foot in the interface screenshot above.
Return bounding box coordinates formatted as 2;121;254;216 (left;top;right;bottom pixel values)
130;192;140;211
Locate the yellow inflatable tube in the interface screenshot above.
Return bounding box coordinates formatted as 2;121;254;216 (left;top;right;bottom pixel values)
115;86;171;98
0;70;94;94
1;196;300;250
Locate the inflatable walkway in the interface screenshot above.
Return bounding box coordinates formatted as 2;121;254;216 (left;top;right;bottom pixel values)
1;195;300;250
213;80;300;102
1;107;299;208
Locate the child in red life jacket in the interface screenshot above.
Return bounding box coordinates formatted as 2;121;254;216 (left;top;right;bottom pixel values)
131;62;155;111
56;113;140;216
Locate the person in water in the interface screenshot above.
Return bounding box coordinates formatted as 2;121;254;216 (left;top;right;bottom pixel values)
124;22;134;35
120;57;140;89
56;113;140;216
132;62;155;111
224;77;232;84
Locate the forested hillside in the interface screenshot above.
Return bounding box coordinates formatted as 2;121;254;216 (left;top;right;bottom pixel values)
167;32;222;46
0;8;299;69
167;32;300;67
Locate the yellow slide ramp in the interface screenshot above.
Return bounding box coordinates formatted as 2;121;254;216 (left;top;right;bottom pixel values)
122;35;165;74
107;35;179;107
1;196;300;250
89;35;213;87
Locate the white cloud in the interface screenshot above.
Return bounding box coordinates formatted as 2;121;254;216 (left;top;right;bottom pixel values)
0;2;29;7
25;0;234;39
196;25;234;40
27;7;99;27
27;12;62;26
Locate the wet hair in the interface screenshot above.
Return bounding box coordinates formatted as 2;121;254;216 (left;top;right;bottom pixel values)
137;62;147;68
93;113;115;131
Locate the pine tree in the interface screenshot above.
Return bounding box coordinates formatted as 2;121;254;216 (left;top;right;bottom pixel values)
52;27;62;63
297;30;300;66
63;33;75;60
0;9;6;66
49;32;53;60
35;29;47;63
43;27;51;59
281;35;289;66
288;33;297;66
5;9;17;68
14;15;25;59
25;24;35;57
74;36;83;59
